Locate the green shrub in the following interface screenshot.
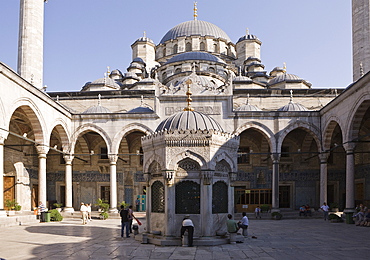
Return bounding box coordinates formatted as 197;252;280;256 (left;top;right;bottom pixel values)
49;209;63;221
271;212;283;220
5;199;21;210
14;204;22;211
53;203;63;208
260;204;270;213
100;212;109;220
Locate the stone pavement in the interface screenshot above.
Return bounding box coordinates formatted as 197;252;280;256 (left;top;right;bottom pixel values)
0;215;368;260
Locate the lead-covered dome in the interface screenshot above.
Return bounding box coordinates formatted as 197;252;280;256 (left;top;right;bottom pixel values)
156;110;223;132
160;20;231;44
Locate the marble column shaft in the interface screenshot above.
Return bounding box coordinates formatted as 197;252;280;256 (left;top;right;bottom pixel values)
319;153;328;205
271;153;280;210
64;155;74;212
109;155;118;211
344;144;355;211
36;145;49;206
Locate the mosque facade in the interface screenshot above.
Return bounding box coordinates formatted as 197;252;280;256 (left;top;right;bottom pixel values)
1;0;370;236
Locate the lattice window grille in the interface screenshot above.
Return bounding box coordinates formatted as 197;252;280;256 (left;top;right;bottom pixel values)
175;181;200;214
151;181;165;213
212;181;228;213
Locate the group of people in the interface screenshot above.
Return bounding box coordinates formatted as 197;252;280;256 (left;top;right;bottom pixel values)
120;205;136;238
299;204;312;217
79;202;92;225
354;204;370;226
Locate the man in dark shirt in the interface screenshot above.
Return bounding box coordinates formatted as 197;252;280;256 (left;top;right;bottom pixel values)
120;205;130;238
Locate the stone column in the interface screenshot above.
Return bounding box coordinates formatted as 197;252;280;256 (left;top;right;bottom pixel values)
63;155;74;212
164;170;175;236
109;155;118;213
271;153;280;211
344;143;356;212
0;136;6;217
201;170;213;237
319;153;329;205
36;145;49;207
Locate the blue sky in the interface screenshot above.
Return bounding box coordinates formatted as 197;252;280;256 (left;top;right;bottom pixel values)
0;0;352;92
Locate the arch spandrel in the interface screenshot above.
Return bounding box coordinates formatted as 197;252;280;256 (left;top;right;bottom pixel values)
233;121;276;153
277;121;322;153
70;124;112;155
8;98;48;145
112;123;154;155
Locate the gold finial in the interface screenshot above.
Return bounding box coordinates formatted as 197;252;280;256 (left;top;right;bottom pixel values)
193;2;198;20
107;66;110;74
184;79;195;111
283;62;287;73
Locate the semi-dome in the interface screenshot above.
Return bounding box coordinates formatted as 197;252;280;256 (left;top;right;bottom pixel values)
127;106;154;113
156;110;223;132
160;20;231;44
82;77;121;91
268;73;302;86
235;94;261;111
166;52;225;65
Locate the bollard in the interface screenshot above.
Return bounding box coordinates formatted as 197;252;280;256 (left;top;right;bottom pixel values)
182;231;188;247
142;233;148;244
133;224;139;235
229;233;237;244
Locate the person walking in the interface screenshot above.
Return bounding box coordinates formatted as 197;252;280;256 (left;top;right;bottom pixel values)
181;215;194;247
320;202;330;221
87;203;92;221
128;205;134;233
135;198;140;212
120;205;130;238
80;202;88;225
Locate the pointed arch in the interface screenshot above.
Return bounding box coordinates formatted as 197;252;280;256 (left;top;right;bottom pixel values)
70;124;111;154
168;150;207;170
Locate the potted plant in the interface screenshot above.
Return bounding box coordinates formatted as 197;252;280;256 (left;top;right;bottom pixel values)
53;203;63;212
5;199;21;215
49;209;63;221
96;198;109;220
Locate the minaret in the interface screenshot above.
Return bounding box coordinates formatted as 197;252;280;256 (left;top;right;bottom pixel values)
18;0;45;89
352;0;370;81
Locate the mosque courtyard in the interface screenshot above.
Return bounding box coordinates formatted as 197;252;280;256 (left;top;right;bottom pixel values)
0;215;367;260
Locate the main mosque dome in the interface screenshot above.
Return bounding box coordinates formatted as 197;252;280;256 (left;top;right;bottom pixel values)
159;20;231;44
156;110;223;132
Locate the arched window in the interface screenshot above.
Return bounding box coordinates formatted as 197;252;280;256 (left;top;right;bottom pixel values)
186;42;192;52
175;181;200;214
213;43;218;53
209;67;215;73
162;48;166;57
162;72;167;80
173;44;178;54
175;68;182;74
200;42;206;51
212;181;228;213
151;181;165;213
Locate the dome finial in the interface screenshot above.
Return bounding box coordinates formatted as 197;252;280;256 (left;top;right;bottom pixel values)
193;2;198;20
141;95;144;107
290;90;293;102
360;62;364;77
107;66;110;74
246;28;249;35
184;79;195;111
143;31;146;38
98;94;102;106
246;93;250;105
283;62;287;73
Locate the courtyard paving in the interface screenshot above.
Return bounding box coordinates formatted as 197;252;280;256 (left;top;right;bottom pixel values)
0;214;368;260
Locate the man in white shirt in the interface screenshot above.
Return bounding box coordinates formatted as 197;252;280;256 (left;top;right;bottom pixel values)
320;202;330;221
238;212;249;237
80;202;88;225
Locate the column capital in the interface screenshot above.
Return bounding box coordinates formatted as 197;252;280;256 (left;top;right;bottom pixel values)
201;170;214;185
35;145;49;156
318;152;329;163
163;170;175;186
271;153;280;163
343;142;356;153
63;154;74;164
109;154;118;164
